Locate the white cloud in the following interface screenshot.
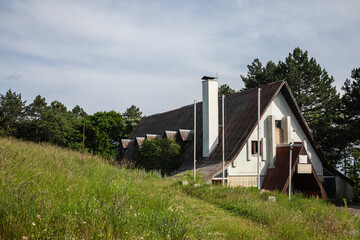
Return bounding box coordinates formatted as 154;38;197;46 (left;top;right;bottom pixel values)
0;0;359;114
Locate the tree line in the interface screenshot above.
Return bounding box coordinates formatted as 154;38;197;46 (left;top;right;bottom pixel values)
0;92;143;160
219;47;360;199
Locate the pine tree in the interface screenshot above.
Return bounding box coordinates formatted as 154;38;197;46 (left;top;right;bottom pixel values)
0;89;26;135
342;67;360;143
123;105;143;120
123;105;143;137
218;84;236;96
341;68;360;199
23;95;48;141
241;59;280;89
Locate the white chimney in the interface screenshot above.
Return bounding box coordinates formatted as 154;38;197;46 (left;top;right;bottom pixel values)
202;76;219;157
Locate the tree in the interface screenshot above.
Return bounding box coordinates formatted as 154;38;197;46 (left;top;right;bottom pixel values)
278;48;339;117
0;89;26;135
84;111;126;159
21;95;48;141
135;138;182;175
123;105;142;120
71;105;87;118
347;144;360;200
341;67;360;200
341;67;360;143
67;106;87;150
241;59;280;89
123;105;143;137
218;84;236;96
40;101;75;146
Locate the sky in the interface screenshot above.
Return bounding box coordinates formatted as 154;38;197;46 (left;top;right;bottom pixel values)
0;0;359;116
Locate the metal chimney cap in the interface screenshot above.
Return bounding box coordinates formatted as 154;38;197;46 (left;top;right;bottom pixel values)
202;76;218;80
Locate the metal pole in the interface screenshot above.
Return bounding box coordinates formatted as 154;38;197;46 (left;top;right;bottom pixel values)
222;95;225;187
194;100;196;183
289;142;293;200
257;88;261;189
82;122;85;166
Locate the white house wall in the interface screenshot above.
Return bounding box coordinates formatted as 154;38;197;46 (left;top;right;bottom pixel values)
228;91;323;186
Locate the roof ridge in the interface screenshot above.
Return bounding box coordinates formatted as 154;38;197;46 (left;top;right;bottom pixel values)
144;81;285;119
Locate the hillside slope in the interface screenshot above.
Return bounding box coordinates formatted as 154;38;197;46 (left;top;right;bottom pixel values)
0;137;358;239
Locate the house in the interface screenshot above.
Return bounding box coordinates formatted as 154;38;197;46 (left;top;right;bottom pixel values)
122;77;353;200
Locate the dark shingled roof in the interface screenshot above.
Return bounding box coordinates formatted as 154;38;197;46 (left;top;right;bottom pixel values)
262;145;328;199
262;146;302;192
125;81;285;180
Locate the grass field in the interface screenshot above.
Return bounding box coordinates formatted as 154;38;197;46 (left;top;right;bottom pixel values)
0;137;359;239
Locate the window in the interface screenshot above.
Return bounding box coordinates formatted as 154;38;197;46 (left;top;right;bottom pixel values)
212;169;228;185
251;141;262;156
213;169;228;178
211;179;228;185
275;120;282;128
275;120;284;144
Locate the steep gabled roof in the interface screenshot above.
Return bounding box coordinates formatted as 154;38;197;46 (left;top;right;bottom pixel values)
126;81;285;179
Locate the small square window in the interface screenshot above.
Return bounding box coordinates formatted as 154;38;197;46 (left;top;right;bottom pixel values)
251;141;262;156
275;120;282;129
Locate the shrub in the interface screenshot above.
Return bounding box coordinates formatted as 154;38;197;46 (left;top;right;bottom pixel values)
135;138;182;175
178;170;205;184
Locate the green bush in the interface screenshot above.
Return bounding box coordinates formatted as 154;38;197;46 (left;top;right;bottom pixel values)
135;138;182;175
178;170;205;184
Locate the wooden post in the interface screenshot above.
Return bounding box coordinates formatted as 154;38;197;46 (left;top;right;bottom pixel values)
257;88;261;189
194;100;197;183
82;122;85;166
222;95;225;187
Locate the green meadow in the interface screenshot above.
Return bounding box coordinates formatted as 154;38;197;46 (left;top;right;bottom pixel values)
0;137;359;239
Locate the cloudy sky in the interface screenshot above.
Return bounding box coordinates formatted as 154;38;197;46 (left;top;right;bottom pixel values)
0;0;359;115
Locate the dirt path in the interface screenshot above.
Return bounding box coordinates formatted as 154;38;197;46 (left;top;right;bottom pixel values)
336;203;360;217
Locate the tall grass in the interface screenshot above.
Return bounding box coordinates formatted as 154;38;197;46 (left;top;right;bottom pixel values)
0;137;262;239
1;137;359;239
183;185;360;239
0;137;186;239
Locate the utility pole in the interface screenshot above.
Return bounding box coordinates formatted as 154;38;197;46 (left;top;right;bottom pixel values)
289;142;293;200
222;95;225;187
257;88;261;189
82;122;85;166
194;100;197;183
